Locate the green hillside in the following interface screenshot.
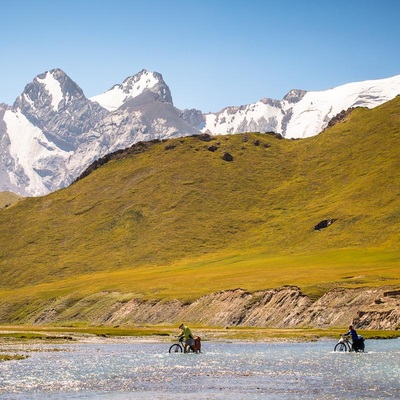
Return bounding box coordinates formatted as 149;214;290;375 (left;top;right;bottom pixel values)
0;97;399;310
0;191;21;209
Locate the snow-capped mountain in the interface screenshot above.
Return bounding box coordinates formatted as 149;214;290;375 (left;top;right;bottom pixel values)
90;70;173;111
1;68;400;197
200;75;400;138
1;69;105;196
0;69;198;196
68;89;200;180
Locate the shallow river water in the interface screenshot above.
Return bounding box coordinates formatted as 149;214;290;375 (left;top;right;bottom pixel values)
0;338;399;399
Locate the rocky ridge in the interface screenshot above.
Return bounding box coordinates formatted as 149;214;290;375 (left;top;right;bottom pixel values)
0;69;198;196
13;287;400;330
1;70;400;196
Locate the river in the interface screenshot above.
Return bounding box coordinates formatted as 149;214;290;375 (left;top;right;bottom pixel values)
0;338;399;399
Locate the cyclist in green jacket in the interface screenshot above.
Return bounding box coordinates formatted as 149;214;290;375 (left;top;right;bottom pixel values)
178;323;195;353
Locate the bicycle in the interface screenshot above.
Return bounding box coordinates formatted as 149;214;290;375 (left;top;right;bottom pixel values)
168;336;200;353
334;335;365;352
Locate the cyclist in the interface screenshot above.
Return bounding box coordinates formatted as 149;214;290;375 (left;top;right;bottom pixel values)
178;323;195;353
343;325;361;351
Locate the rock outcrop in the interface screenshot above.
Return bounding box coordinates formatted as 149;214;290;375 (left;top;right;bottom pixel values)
8;286;399;330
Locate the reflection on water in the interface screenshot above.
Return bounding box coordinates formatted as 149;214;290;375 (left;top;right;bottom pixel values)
0;339;399;399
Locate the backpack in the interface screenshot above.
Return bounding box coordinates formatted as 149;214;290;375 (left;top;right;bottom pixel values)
194;336;201;353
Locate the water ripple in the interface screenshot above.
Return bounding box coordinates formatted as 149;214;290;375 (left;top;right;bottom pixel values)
0;339;399;399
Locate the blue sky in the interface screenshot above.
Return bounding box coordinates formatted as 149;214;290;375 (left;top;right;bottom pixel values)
1;0;399;112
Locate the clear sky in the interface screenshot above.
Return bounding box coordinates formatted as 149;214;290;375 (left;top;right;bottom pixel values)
1;0;399;112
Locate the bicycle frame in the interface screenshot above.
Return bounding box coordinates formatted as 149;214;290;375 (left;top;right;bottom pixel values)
334;334;364;352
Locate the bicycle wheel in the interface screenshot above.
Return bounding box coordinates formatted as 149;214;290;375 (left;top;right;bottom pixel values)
169;344;183;353
334;342;347;352
343;340;352;351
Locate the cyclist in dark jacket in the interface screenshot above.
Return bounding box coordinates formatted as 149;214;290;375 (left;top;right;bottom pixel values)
344;325;360;351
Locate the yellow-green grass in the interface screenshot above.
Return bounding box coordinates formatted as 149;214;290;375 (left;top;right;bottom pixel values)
0;97;400;318
0;191;21;209
0;325;169;339
0;354;28;362
0;325;398;341
0;248;398;305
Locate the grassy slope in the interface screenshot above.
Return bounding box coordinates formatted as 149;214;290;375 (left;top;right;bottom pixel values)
0;97;399;310
0;192;21;209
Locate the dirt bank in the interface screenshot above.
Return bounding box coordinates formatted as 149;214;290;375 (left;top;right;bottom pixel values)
9;286;399;330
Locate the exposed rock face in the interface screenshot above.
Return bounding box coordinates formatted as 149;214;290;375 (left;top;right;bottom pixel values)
200;75;400;139
353;289;400;330
0;69;200;196
283;89;308;104
324;107;355;130
14;68;109;151
314;219;337;231
67;90;199;182
222;152;234;162
8;286;399;330
3;71;400;196
91;69;174;111
179;287;313;327
180;108;206;130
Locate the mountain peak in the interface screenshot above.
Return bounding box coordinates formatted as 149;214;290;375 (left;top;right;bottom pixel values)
11;68;108;157
283;89;307;103
2;70;400;196
13;68;85;114
0;68;197;196
201;75;400;138
90;70;173;111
